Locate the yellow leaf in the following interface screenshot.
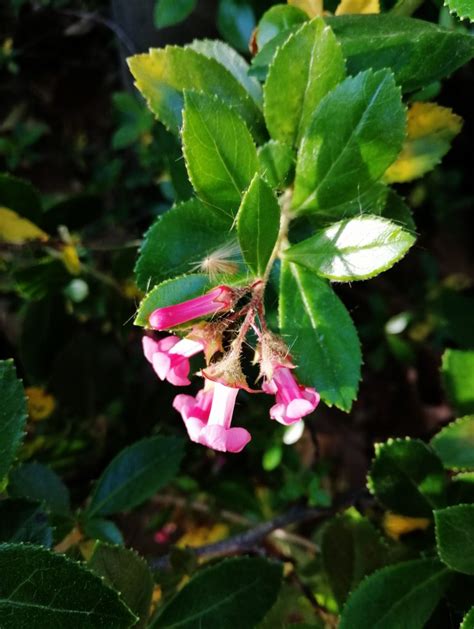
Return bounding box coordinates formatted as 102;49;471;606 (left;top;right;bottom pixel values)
61;244;81;275
383;512;430;541
0;207;48;244
335;0;379;14
385;102;463;183
25;386;56;421
288;0;324;17
177;523;229;548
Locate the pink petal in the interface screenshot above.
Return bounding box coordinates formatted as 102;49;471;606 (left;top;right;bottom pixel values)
157;335;180;352
167;358;191;386
183;417;206;442
225;427;251;452
142;336;160;364
286;397;315;420
152;352;172;381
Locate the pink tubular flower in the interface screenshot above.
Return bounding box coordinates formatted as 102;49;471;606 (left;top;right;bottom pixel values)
142;335;204;386
149;286;235;331
263;366;319;425
173;382;251;453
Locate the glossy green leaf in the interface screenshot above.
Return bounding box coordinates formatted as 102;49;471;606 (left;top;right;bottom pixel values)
83;519;124;545
293;68;405;216
446;0;474;21
322;508;391;607
462;606;474;629
257;5;307;48
86;436;184;517
0;543;136;628
431;416;474;471
128;46;262;135
0;360;27;483
182;91;258;216
284;216;415;281
258;140;294;189
237;174;280;276
189;40;262;108
368;438;447;517
8;462;71;516
279;263;361;410
135;274;212;327
435;505;474;574
264;18;345;147
441;349;474;415
250;29;299;81
154;0;197;28
151;557;282;628
339;558;452;629
0;499;52;547
134;199;233;290
89;543;154;628
327;15;474;92
217;0;255;53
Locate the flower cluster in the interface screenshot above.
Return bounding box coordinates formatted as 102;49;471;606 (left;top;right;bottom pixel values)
143;284;319;453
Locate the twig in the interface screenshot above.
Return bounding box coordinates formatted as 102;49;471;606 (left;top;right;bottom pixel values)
58;9;137;55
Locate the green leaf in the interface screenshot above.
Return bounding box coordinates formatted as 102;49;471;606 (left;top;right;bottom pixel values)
83;519;124;545
0;360;28;483
154;0;197;28
0;173;42;224
279;263;361;411
322;508;392;607
127;46;262;135
89;542;154;628
431;416;474;471
292;68;406;215
0;499;52;547
462;606;474;629
135;274;212;327
441;349;474;415
264;18;345;147
283;216;415;282
256;5;308;49
8;462;71;516
446;0;474;21
435;505;474;574
134;199;233;290
339;558;452;629
0;543;136;628
380;190;416;233
258;140;294;189
250;29;299;81
237;175;280;276
368;438;447;517
327;15;474;92
86;436;184;517
188;40;262;108
151;557;282;628
182;91;258;217
217;0;255;53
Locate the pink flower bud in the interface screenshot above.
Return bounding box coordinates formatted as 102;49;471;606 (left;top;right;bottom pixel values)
142;335;204;386
263;366;319;425
149;286;235;330
173;382;251;453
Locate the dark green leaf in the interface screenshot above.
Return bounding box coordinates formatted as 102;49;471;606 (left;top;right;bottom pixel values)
256;5;308;49
435;505;474;575
134;199;233;289
0;543;136;628
135;274;212;327
292;69;406;216
217;0;255;53
0;360;27;483
431;416;474;471
237;174;280;276
128;46;262;135
327;15;474;92
379;190;416;233
89;542;154;628
279;263;361;411
0;173;42;224
258;140;294;189
151;557;282;628
368;438;447;517
86;436;184;517
339;558;452;629
0;499;52;547
154;0;197;28
8;462;71;516
441;349;474;415
283;216;415;281
83;519;124;545
182;91;258;216
264;18;345;147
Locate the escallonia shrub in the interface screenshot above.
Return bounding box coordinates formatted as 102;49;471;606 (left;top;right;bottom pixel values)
127;8;470;454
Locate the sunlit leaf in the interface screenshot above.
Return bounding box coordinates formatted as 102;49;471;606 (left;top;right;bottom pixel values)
335;0;379;14
0;207;48;244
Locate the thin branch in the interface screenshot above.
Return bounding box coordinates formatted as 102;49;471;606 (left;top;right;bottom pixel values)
58;9;137;55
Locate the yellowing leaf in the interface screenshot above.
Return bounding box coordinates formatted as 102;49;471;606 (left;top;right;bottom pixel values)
335;0;380;14
288;0;324;17
0;207;48;244
177;523;229;548
61;244;81;275
25;386;56;421
383;512;430;541
385;102;462;183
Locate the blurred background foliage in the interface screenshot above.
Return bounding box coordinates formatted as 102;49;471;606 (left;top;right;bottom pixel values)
0;0;473;624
